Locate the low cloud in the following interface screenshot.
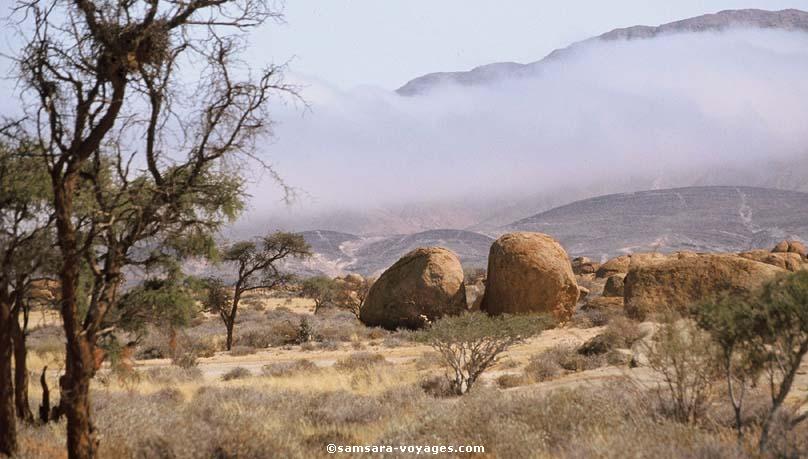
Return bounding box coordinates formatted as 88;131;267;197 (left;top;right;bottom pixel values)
239;29;808;231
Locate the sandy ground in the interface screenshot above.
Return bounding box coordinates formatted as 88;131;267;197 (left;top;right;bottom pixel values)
32;298;808;410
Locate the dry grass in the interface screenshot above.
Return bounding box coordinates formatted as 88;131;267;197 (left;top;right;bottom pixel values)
13;306;808;459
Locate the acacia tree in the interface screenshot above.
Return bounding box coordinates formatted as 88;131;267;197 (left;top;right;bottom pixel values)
417;312;551;395
208;232;310;350
13;0;289;456
0;139;52;455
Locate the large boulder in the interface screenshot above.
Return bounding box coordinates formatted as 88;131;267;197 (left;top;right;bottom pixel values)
480;232;579;321
772;240;807;259
360;247;467;330
624;254;786;319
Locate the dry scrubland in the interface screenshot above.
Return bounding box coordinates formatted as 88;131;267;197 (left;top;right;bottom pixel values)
11;294;808;459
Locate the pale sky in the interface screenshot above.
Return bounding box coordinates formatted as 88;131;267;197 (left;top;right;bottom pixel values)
246;0;808;89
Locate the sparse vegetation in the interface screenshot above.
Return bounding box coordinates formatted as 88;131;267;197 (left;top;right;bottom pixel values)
695;271;808;451
646;316;720;424
334;352;389;372
261;360;319;378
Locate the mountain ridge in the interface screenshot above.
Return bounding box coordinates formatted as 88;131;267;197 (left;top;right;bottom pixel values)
397;8;808;96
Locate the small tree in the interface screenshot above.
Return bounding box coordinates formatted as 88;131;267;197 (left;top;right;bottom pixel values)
209;232;310;350
695;272;808;452
693;294;764;441
300;276;340;315
417;312;550;395
646;315;720;424
301;274;372;317
750;272;808;452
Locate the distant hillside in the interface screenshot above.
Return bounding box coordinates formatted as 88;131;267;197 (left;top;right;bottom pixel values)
504;186;808;260
397;9;808;95
286;229;493;277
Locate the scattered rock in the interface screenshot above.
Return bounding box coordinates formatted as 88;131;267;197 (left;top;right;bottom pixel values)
480;232;579;321
360;247;467;330
624;254;786;319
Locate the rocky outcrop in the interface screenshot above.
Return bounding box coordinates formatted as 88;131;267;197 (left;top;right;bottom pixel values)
740;250;804;272
624;254;785;319
480;232;579;321
360;247;467;329
772;240;807;259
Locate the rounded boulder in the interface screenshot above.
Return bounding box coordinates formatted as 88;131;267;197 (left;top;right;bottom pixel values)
480;232;579;321
359;247;467;330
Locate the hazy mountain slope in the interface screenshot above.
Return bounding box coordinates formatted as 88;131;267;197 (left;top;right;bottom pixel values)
397;9;808;95
350;229;494;276
504;186;808;260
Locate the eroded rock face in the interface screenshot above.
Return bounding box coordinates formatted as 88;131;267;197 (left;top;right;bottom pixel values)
624;254;785;319
480;232;579;321
359;247;467;330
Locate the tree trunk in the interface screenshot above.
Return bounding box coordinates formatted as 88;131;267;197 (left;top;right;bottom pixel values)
11;316;33;423
225;289;241;351
0;298;17;456
62;335;98;459
225;321;234;351
54;178;98;459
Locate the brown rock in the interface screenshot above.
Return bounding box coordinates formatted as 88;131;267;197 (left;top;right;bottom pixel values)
596;255;631;278
624;254;785;319
628;252;671;269
602;274;625;297
790;241;808;258
360;247;467;330
480;232;579;322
